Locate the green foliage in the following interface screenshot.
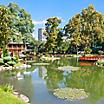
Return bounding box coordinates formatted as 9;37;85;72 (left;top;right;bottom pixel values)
3;56;11;62
84;47;92;54
0;3;35;49
13;52;19;63
14;62;23;67
65;4;104;51
0;59;4;65
0;88;26;104
0;50;18;66
3;48;9;57
7;61;16;66
57;40;71;53
0;5;13;48
96;60;104;65
0;84;13;93
44;17;63;53
8;3;34;43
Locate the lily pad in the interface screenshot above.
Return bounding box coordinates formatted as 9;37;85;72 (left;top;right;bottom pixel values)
53;88;89;100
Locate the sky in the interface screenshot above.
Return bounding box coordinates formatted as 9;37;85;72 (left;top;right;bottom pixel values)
0;0;104;39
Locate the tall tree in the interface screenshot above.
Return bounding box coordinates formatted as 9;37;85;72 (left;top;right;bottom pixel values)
8;3;34;43
65;4;104;51
44;17;62;53
0;5;13;48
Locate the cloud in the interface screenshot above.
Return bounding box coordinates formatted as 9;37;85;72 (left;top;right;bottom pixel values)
32;17;65;25
32;20;46;25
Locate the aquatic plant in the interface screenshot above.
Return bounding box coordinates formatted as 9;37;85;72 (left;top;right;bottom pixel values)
53;88;89;100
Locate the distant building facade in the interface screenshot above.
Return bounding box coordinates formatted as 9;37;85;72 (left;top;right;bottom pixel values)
38;28;46;41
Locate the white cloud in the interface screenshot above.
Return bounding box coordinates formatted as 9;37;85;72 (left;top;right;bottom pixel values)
32;20;46;25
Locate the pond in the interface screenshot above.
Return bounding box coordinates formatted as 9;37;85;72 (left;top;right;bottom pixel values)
0;57;104;104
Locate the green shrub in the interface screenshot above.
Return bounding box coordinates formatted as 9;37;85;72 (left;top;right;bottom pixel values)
0;58;4;65
0;84;13;93
3;56;11;62
96;60;104;65
3;48;9;57
84;47;92;54
13;53;19;63
7;61;16;66
12;57;17;62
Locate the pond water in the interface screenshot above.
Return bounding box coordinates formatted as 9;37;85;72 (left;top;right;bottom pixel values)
0;58;104;104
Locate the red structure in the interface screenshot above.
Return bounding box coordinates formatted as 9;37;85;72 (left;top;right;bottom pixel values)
0;42;27;57
79;56;104;61
79;62;94;66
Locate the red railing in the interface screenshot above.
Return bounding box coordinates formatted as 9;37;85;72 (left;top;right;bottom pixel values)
79;56;104;61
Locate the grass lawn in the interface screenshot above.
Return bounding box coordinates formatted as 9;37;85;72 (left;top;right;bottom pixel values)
0;88;26;104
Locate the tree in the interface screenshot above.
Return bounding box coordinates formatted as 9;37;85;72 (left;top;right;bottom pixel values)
60;40;71;53
44;17;62;53
64;4;104;52
56;31;63;52
8;3;34;43
0;5;13;48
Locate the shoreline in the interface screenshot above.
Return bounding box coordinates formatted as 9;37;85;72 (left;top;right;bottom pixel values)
13;91;30;104
0;64;31;72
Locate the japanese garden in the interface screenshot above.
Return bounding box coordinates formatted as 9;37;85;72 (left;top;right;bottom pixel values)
0;2;104;104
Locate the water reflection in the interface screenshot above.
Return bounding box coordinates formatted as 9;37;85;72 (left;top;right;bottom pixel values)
66;69;104;104
0;58;104;104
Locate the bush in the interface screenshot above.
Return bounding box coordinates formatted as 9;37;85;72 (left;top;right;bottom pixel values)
7;61;16;66
96;60;104;65
13;53;19;63
3;48;9;57
3;56;12;63
84;47;92;54
0;84;13;93
0;58;4;65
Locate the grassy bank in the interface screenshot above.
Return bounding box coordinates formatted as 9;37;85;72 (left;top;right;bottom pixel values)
0;88;26;104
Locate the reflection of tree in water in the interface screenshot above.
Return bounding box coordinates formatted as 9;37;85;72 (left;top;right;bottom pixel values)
12;74;34;101
48;57;79;68
0;71;15;85
0;66;35;100
65;68;104;104
45;69;64;90
38;66;47;80
42;58;78;90
43;57;104;103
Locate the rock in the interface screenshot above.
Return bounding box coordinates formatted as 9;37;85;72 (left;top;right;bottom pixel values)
20;94;29;103
13;91;30;103
13;91;19;95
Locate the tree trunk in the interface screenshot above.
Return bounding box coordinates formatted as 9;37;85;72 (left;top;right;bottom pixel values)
52;48;54;54
76;45;78;55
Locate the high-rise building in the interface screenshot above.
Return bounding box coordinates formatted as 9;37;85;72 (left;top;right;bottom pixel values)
38;28;46;41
